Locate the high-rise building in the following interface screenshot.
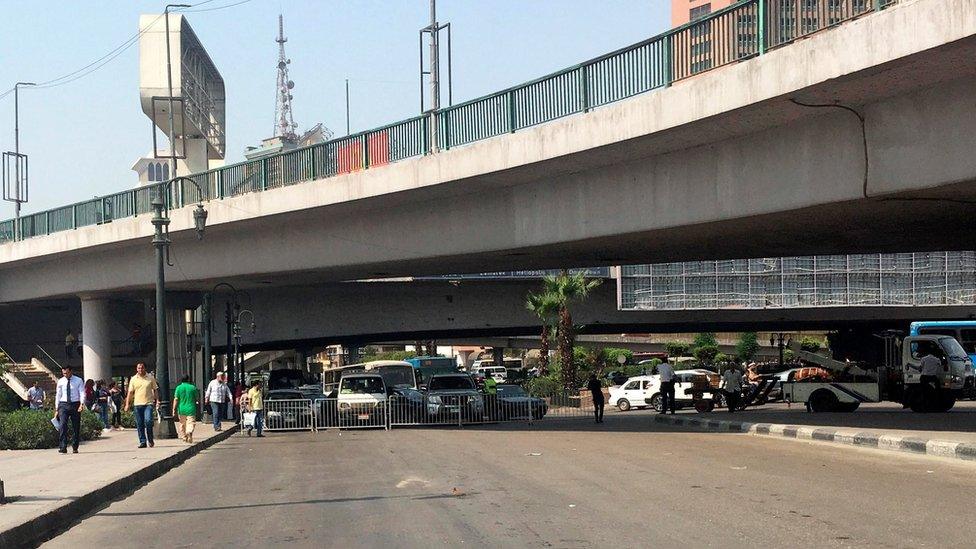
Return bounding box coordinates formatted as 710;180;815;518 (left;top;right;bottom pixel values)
671;0;733;27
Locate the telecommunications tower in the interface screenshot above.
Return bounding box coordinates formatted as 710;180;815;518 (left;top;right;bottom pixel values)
274;14;299;141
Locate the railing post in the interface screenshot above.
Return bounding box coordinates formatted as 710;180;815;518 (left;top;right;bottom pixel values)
874;0;882;11
363;133;370;170
442;110;452;150
72;204;77;229
664;34;673;87
579;64;590;113
130;191;137;218
758;0;767;55
45;211;50;235
310;147;318;180
260;159;268;191
99;197;106;224
507;91;516;133
218;169;225;199
422;116;430;155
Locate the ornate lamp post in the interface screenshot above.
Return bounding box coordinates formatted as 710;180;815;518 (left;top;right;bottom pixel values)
153;176;208;438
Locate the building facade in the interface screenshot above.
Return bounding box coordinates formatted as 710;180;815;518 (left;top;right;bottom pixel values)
618;252;976;311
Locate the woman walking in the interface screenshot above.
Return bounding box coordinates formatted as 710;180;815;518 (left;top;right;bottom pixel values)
109;381;125;430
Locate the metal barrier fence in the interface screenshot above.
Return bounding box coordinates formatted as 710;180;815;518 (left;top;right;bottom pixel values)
257;399;316;432
0;0;901;245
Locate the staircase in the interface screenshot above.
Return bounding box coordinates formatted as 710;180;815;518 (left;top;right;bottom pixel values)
1;360;58;400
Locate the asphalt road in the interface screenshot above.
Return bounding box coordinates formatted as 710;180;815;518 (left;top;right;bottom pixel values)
44;417;976;548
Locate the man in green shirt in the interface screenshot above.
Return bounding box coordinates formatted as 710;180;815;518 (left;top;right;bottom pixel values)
172;376;199;443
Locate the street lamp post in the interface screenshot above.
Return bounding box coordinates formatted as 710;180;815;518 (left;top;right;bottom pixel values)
153;176;208;438
10;82;35;241
770;333;790;368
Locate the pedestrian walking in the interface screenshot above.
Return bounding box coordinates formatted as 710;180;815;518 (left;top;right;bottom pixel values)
204;372;232;431
587;373;605;423
109;381;124;430
84;379;96;411
124;362;159;448
721;366;743;413
656;362;680;415
27;381;45;410
54;365;85;454
246;380;265;437
95;380;110;429
172;375;199;443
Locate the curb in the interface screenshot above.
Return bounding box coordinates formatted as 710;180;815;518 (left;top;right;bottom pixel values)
652;414;976;463
0;427;238;548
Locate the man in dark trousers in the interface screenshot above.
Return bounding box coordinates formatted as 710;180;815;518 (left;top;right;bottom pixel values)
587;374;605;423
656;362;680;414
54;365;86;454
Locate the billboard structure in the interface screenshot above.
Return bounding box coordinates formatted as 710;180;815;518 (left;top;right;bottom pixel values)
138;13;226;175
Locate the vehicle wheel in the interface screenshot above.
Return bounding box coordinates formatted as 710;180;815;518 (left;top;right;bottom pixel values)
616;399;631;412
694;400;714;413
648;394;663;412
834;401;860;413
808;389;839;413
937;394;956;413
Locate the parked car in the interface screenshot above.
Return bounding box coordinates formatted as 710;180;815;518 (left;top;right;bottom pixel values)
264;389;315;429
496;384;548;420
608;370;720;412
424;374;484;420
604;371;630;386
337;373;387;426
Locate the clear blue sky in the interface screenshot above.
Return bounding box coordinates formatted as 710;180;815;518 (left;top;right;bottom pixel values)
0;0;669;215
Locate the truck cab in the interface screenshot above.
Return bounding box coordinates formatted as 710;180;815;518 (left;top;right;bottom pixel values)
898;335;973;411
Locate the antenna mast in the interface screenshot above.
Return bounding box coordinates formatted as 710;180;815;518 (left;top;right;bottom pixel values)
274;14;298;141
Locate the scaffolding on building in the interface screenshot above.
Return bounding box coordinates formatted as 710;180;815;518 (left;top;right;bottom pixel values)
618;252;976;310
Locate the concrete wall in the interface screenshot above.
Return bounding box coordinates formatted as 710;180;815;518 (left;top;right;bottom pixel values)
1;0;975;304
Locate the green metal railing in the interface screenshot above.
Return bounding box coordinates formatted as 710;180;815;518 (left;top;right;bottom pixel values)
0;0;898;246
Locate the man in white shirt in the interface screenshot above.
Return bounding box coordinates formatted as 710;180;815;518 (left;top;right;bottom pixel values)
204;372;232;431
656;362;680;414
720;367;744;413
27;381;45;410
54;365;85;454
917;344;944;389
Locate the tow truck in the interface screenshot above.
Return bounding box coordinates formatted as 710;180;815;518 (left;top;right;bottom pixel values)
781;331;975;413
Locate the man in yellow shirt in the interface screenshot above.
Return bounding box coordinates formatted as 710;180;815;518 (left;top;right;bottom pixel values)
124;362;159;448
245;380;265;438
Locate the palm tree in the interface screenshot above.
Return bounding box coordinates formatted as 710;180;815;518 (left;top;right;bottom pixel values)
525;291;560;376
544;271;602;390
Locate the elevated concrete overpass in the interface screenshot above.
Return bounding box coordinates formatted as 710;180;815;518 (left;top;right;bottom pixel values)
2;0;976;305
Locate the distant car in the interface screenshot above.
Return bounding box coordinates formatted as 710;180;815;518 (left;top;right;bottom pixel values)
424;374;484;420
608;370;720;412
471;365;508;382
496;384;548;420
604;371;630;386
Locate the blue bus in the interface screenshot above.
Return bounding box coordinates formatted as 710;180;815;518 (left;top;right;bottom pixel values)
404;356;460;386
909;321;976;364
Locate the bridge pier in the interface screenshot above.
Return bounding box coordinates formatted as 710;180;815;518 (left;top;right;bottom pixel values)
81;298;113;383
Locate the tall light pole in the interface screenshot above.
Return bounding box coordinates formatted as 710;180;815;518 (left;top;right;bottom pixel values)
164;4;191;181
153;176;208;438
11;82;35;240
427;0;439;152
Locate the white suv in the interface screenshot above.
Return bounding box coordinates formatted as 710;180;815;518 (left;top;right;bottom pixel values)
471;365;507;382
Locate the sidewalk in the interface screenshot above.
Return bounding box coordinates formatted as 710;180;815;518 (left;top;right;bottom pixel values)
653;401;976;461
0;423;236;547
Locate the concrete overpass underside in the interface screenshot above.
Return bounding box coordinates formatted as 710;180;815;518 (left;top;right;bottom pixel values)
2;0;976;304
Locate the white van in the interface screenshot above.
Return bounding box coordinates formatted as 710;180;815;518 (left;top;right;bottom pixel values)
337;373;388;425
471;365;508;382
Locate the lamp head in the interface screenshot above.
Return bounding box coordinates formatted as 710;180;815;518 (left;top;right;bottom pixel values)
193;203;208;239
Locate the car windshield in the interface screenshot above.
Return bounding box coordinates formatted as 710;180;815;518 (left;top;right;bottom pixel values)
340;377;385;394
497;385;526;397
939;337;968;360
429;376;475;390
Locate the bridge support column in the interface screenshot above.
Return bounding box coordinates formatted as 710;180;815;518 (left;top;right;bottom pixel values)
81;298;113;383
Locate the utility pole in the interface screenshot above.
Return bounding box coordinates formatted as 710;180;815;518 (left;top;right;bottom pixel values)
9;82;35;240
428;0;440;152
345;79;350;136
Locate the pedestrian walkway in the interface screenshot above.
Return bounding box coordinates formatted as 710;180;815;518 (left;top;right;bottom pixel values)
0;424;235;548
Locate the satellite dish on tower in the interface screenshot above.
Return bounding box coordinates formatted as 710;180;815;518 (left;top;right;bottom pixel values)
287;80;294;89
278;61;287;69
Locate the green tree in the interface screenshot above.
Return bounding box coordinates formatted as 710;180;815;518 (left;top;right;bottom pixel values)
692;344;720;365
525;290;561;376
735;332;760;362
603;348;634;368
543;272;602;390
800;336;824;353
692;332;718;349
664;341;691;358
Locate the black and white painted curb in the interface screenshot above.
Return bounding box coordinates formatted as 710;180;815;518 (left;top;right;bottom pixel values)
652;414;976;462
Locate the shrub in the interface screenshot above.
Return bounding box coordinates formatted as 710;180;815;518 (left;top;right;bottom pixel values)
525;376;561;398
0;386;23;413
603;348;633;366
692;332;718;349
735;332;760;362
0;409;102;450
800;336;824;353
665;341;690;358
